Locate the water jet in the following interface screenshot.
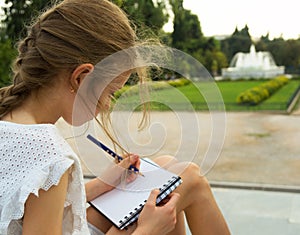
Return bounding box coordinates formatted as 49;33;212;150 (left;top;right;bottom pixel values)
221;45;285;79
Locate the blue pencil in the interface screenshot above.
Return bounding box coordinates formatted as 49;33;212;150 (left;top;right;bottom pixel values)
87;134;144;176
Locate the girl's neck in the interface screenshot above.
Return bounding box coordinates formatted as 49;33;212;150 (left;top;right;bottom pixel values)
2;89;63;125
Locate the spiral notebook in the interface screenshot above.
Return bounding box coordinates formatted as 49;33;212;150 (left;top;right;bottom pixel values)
88;158;182;230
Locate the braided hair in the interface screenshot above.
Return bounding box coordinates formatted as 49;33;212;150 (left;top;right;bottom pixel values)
0;0;137;118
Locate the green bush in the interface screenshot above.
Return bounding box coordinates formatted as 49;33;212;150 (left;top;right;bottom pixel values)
0;39;16;87
114;78;190;99
167;78;191;87
236;76;289;105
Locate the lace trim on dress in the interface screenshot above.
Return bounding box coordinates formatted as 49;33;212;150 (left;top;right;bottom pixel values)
0;122;90;234
0;158;73;234
64;154;90;234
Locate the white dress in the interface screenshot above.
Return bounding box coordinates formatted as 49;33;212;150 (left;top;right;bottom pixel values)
0;121;93;235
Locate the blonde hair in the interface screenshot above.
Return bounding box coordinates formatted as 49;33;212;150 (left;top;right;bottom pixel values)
0;0;137;118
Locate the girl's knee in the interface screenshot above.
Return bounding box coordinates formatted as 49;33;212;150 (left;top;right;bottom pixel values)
153;155;178;168
183;162;201;175
181;163;210;190
153;157;210;192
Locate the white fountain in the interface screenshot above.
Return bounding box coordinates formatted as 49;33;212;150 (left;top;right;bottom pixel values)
221;45;285;79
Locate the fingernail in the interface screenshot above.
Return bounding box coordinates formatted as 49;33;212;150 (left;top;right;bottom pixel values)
132;154;138;160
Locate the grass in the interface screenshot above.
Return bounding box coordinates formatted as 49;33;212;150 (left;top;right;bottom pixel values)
264;81;299;103
215;80;265;103
115;79;300;112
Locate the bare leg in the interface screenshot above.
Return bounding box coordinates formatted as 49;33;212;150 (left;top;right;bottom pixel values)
166;211;187;235
86;158;187;235
154;156;230;235
87;206;112;233
87;155;230;235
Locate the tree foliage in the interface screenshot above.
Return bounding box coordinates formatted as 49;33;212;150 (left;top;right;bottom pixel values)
221;25;252;62
3;0;50;42
170;0;203;52
259;37;300;74
169;0;227;75
0;0;50;86
112;0;168;35
0;37;16;86
2;0;300;88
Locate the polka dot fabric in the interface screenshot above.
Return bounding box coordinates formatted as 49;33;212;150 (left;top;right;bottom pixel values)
0;121;90;235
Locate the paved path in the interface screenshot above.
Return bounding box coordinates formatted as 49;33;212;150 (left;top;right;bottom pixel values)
71;109;300;235
208;111;300;187
57;109;300;187
185;188;300;235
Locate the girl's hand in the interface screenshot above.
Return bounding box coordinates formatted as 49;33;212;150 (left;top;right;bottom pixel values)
85;154;140;201
117;154;141;183
100;154;141;189
133;189;180;235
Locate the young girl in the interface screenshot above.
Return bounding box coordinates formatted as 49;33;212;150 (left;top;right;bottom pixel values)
0;0;230;234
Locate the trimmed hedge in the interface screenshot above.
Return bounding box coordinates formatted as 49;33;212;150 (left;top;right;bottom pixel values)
114;78;191;99
167;78;191;87
236;76;289;105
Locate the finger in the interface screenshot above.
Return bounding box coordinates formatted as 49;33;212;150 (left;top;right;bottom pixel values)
164;192;180;207
126;174;137;183
146;189;160;205
157;197;170;206
131;154;141;169
118;155;132;168
127;154;140;166
119;154;140;169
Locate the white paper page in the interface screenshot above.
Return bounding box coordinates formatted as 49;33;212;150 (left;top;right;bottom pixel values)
90;158;178;226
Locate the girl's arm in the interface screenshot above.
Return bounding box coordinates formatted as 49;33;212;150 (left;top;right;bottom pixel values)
85;177;113;202
22;171;69;235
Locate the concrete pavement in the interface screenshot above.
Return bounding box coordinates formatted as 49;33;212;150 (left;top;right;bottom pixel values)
210;187;300;235
58;109;300;234
183;185;300;235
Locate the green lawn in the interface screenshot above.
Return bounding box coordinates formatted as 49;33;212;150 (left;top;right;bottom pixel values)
264;81;299;103
216;80;264;103
115;80;300;112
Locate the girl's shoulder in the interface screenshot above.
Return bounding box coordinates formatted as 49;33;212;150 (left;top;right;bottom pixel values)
0;121;87;233
0;121;77;183
0;121;75;157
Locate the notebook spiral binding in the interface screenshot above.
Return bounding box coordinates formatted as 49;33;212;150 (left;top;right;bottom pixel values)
118;176;182;230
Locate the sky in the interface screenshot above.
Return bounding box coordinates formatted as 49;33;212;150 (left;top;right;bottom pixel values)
164;0;300;40
0;0;299;40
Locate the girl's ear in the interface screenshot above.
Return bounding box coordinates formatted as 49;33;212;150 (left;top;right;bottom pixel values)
69;63;94;91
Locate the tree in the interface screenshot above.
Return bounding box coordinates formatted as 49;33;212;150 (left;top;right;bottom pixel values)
255;33;270;51
170;0;203;52
168;0;227;75
221;25;252;62
0;36;16;86
265;38;300;74
3;0;50;42
113;0;168;35
0;0;49;86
